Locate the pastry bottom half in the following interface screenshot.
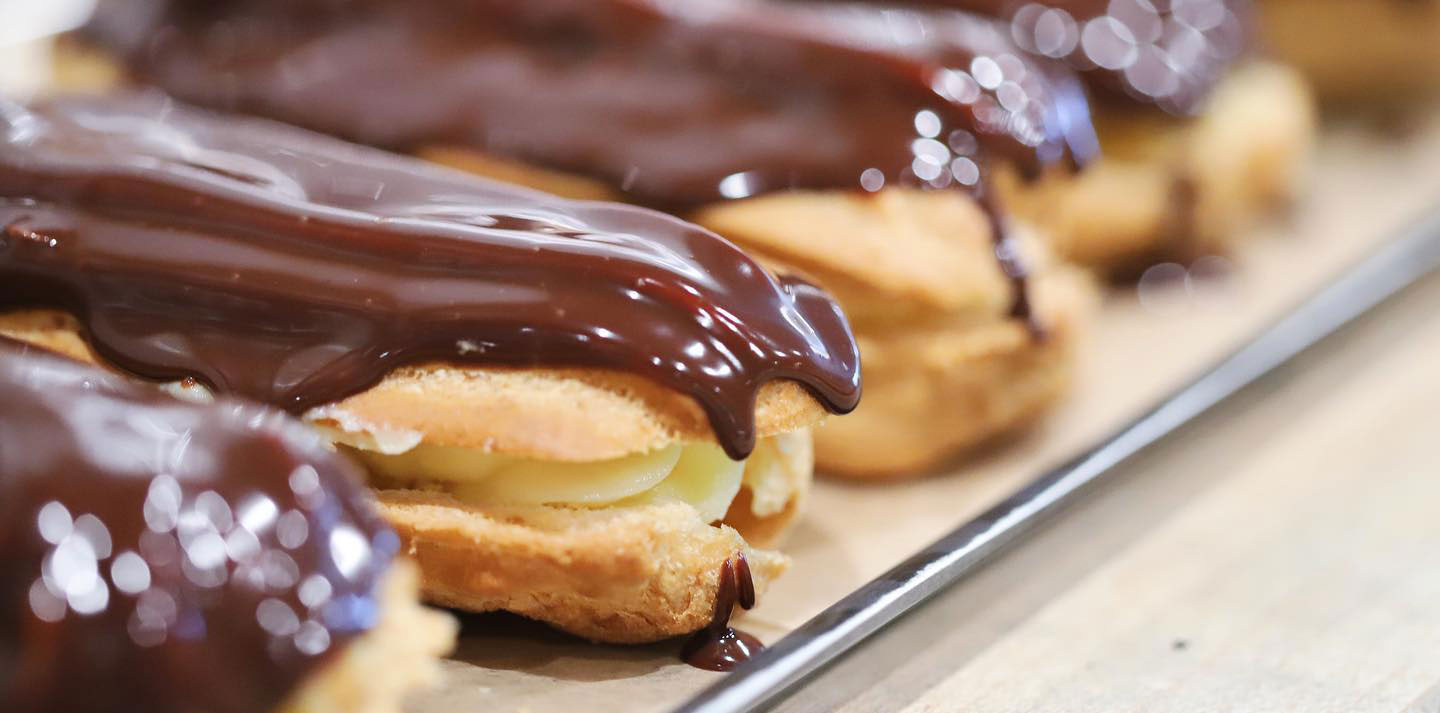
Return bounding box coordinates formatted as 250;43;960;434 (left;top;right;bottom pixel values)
353;431;811;643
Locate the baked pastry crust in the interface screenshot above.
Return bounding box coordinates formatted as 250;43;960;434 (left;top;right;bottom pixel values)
809;266;1089;477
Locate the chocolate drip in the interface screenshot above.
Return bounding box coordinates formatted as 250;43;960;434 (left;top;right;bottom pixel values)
0;337;397;713
734;555;757;611
0;94;862;460
840;0;1251;114
682;555;763;672
85;0;1093;332
977;185;1043;336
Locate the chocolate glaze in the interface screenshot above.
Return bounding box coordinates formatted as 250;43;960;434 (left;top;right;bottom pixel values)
86;0;1097;208
682;555;763;671
0;94;860;460
853;0;1251;114
0;337;397;713
85;0;1096;329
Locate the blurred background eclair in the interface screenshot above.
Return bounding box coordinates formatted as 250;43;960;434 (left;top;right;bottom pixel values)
0;337;455;713
1257;0;1440;107
72;0;1105;477
0;93;862;643
866;0;1317;275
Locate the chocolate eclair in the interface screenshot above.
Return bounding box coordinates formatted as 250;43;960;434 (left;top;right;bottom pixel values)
878;0;1316;274
0;93;861;642
77;0;1099;477
0;337;454;713
1259;0;1440;105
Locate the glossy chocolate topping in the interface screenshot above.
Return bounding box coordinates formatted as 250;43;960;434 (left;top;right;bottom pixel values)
868;0;1251;114
681;554;762;671
0;337;397;713
0;94;861;460
85;0;1097;208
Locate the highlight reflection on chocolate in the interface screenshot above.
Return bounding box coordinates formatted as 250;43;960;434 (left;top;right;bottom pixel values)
0;94;862;460
0;337;397;713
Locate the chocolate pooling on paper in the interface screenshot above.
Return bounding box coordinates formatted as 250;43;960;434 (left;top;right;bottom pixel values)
682;554;763;671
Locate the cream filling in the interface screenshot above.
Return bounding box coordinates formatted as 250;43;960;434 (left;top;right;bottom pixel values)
336;431;805;524
161;380;801;523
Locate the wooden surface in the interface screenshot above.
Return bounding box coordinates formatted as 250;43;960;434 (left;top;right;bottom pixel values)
407;118;1440;713
906;273;1440;712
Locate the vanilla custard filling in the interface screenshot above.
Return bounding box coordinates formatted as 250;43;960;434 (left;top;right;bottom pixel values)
338;431;806;524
